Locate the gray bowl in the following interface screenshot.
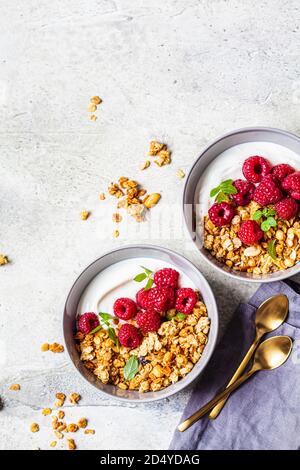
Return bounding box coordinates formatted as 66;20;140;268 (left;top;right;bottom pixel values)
183;127;300;283
63;244;219;403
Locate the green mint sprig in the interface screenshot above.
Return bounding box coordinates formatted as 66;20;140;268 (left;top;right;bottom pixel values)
134;265;154;291
210;179;237;203
253;208;277;232
124;356;139;381
94;312;120;349
267;240;277;260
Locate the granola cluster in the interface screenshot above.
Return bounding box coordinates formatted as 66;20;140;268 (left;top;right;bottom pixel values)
204;201;300;274
76;301;210;393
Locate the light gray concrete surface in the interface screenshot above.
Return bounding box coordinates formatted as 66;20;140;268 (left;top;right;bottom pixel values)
0;0;300;450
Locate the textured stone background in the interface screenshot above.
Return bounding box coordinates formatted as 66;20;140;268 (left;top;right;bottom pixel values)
0;0;300;450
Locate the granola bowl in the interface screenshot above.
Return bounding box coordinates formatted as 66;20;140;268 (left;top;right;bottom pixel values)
183;127;300;282
63;245;218;402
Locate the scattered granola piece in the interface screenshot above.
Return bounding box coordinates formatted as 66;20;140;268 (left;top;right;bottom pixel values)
80;211;90;221
50;441;57;448
90;114;97;122
42;408;52;416
67;438;76;450
112;213;122;223
127;203;146;222
67;423;79;433
88;103;97;112
90;96;102;105
68;393;81;405
78;418;88;429
84;429;95;435
54;392;66;408
57;410;65;420
149;141;165;156
113;229;120;238
99;192;106;201
143;193;161;209
176;169;185;179
0;254;8;266
41;343;49;352
49;343;64;353
30;423;39;433
54;430;64;439
9;383;20;391
140;160;150;170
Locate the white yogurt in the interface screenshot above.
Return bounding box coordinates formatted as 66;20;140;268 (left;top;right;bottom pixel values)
77;257;196;317
197;141;300;215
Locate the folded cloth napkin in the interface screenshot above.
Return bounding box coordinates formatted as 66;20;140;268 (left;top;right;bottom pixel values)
170;280;300;450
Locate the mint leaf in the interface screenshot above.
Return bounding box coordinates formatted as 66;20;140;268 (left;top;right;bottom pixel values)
268;240;277;260
124;356;139;381
216;192;229;203
222;186;237;195
90;325;102;335
263;207;276;217
220;179;234;186
266;216;277;228
253;210;263;221
134;272;147;282
144;277;154;291
210;186;221;197
99;312;114;322
108;327;120;349
140;266;153;275
261;220;271;232
176;313;187;321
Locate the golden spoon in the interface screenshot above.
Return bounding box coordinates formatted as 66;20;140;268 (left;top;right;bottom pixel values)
178;335;292;432
209;293;288;419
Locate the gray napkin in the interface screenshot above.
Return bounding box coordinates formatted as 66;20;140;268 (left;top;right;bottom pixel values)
170;280;300;450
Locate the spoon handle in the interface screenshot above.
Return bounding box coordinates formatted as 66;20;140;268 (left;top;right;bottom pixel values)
208;331;262;419
178;369;256;432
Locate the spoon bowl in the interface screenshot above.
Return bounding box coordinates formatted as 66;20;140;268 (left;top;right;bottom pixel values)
255;294;289;333
253;335;293;371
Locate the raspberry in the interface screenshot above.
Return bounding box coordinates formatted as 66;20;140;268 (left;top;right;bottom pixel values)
153;268;179;288
274;197;299;220
242;156;271;183
136;309;161;332
231;179;255;206
282;171;300;200
253;175;283;205
238;220;263;245
146;286;175;312
118;324;142;349
175;288;198;315
136;288;150;309
113;297;137;320
78;312;99;334
271;164;295;182
208;202;234;227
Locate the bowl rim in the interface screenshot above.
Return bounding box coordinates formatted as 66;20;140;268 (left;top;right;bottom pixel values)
63;244;219;403
183;126;300;283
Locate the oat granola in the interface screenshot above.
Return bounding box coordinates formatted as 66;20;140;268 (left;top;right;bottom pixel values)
77;300;210;393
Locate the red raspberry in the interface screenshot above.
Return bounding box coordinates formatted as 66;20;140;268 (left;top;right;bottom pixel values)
238;220;263;245
274;197;298;220
118;324;142;349
136;309;161;332
175;288;198;315
113;297;137;320
146;286;175;312
271;164;295;182
242;156;271;183
208;202;234;227
136;288;150;309
153;268;179;288
282;171;300;200
78;312;99;334
231;179;255;206
253;175;283;205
